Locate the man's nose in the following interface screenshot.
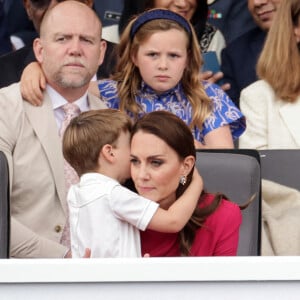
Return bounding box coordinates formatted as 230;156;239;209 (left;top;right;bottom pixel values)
68;38;82;56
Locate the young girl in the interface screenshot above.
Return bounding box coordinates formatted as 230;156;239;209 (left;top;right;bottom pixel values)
20;9;245;149
119;0;226;63
99;8;245;148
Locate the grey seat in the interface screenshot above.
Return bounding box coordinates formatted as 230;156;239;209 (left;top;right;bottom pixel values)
0;151;10;258
259;149;300;191
196;150;261;256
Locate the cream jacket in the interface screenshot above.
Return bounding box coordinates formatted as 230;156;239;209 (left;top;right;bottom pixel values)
239;80;300;149
0;83;107;258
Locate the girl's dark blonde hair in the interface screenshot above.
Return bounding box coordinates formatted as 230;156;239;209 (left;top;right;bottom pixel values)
112;8;212;130
63;109;132;176
257;0;300;102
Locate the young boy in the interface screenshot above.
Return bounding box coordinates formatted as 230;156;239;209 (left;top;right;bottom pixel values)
63;109;203;257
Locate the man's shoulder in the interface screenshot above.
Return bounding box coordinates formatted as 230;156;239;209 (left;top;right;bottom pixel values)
0;82;23;109
0;82;21;97
0;83;25;125
225;27;265;50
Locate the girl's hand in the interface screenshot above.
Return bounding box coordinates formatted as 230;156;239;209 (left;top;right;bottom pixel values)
20;62;46;106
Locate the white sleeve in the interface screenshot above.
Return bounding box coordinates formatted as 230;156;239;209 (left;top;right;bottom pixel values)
109;185;159;231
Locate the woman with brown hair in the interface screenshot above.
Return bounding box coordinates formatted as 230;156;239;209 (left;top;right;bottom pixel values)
239;0;300;149
131;110;242;256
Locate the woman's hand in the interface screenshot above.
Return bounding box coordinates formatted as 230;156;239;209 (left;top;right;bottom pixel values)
20;62;46;106
64;248;91;258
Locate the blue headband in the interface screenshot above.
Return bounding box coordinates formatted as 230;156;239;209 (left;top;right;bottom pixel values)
130;9;192;39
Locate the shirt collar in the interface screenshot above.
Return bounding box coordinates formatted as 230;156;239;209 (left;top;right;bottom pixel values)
139;81;183;97
46;85;89;112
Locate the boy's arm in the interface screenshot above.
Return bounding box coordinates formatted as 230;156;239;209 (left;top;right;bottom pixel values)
147;168;203;233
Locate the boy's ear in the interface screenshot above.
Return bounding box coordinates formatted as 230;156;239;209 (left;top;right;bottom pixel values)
101;144;115;162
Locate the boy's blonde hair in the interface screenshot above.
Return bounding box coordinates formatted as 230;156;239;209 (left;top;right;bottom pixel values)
112;8;212;130
63;109;132;176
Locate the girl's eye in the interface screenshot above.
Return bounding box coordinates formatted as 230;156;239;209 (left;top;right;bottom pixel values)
169;53;180;58
147;52;158;57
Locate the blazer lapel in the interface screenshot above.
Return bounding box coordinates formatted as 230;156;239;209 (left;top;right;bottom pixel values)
88;92;107;109
24;94;66;209
23;92;106;212
279;98;300;147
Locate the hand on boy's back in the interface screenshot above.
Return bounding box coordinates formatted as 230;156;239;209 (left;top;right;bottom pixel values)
64;248;91;258
64;248;149;258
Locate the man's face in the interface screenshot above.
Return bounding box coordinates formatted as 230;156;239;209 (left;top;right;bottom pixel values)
248;0;281;31
33;2;105;96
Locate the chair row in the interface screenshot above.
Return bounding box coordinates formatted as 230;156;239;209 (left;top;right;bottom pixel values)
1;149;300;257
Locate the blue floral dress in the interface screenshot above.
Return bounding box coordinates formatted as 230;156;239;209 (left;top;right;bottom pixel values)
98;79;245;143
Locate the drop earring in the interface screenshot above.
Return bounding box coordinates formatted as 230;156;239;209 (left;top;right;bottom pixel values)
179;175;187;186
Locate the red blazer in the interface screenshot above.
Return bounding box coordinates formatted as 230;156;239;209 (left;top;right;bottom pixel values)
141;193;242;256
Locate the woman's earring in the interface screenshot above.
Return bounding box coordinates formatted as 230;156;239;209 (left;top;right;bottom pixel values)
179;175;187;186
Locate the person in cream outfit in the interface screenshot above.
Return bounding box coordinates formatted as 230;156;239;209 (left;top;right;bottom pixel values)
239;0;300;256
0;1;107;258
239;80;300;149
239;0;300;150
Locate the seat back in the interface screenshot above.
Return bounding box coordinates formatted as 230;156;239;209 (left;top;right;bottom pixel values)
259;149;300;191
0;151;10;258
196;150;261;256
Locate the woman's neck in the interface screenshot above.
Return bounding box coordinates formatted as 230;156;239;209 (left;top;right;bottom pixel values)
157;194;177;210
